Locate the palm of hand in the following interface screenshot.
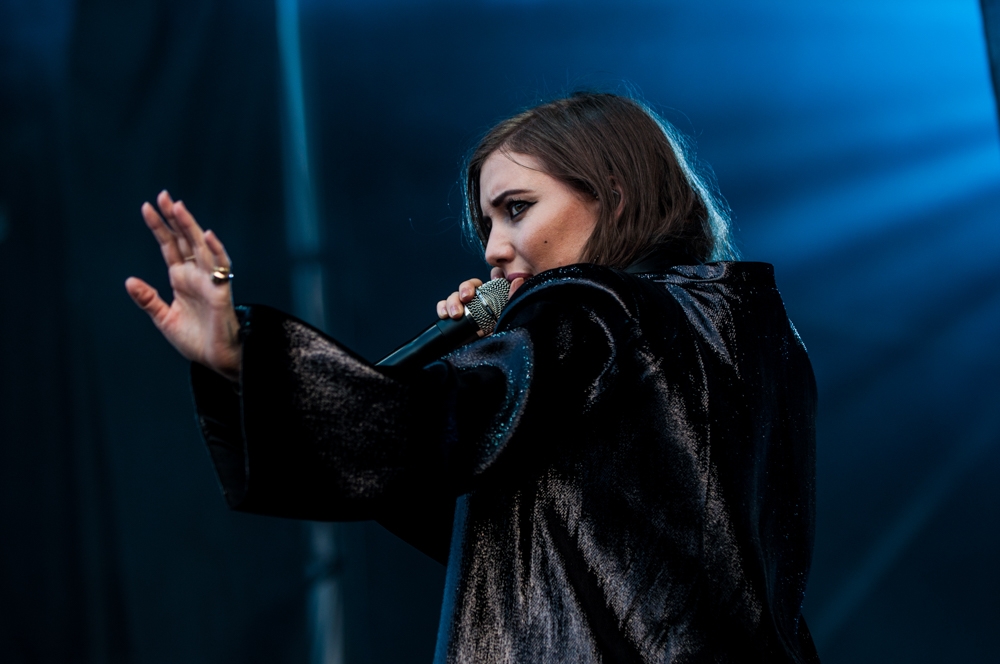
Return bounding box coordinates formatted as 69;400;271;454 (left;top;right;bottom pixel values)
165;262;239;366
126;191;242;382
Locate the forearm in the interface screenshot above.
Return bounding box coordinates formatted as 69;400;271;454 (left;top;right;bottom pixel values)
191;305;457;521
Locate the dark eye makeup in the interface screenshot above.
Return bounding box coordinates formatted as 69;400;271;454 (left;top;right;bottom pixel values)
507;199;533;219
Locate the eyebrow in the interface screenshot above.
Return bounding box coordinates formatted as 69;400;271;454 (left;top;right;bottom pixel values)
488;189;532;209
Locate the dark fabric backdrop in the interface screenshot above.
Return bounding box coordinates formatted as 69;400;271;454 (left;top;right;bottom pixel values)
1;1;307;662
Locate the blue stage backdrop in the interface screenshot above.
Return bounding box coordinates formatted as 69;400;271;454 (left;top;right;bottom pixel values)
1;1;997;663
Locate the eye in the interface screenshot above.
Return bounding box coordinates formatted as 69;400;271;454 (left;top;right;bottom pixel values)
507;199;532;219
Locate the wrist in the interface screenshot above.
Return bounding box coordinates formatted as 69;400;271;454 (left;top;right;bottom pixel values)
216;356;241;384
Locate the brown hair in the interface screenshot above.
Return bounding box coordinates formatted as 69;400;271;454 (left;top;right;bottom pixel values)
463;92;737;268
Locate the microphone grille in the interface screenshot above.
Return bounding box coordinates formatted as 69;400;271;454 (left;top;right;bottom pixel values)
466;277;511;335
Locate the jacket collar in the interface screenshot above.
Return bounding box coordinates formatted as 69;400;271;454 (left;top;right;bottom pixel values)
623;243;700;274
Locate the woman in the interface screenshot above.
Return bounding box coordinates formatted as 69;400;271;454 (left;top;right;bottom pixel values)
126;93;819;663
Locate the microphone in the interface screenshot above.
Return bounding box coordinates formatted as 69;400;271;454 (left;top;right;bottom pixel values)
376;278;511;369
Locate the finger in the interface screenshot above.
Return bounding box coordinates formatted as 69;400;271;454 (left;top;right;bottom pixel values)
141;202;184;266
154;191;195;263
436;300;448;319
446;292;465;319
508;277;525;299
171;200;212;266
125;276;171;328
490;266;505;281
176;236;194;261
157;189;180;223
157;189;175;211
458;278;483;301
204;230;232;269
157;190;181;234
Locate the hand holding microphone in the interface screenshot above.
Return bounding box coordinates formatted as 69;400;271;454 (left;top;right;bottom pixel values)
436;268;526;323
376;270;526;369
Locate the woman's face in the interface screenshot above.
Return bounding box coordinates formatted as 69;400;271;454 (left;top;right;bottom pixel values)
480;150;599;282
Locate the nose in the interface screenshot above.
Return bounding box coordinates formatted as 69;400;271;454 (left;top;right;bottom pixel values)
484;224;514;269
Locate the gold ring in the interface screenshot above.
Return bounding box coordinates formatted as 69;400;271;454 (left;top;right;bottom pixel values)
211;266;234;284
184;255;196;262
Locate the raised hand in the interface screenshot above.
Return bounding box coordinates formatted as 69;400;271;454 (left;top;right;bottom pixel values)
436;267;526;321
125;190;242;381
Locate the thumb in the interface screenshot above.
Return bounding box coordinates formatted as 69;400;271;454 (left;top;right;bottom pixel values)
508;277;525;298
125;276;170;327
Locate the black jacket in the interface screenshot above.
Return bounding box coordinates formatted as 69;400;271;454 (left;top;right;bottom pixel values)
192;259;819;663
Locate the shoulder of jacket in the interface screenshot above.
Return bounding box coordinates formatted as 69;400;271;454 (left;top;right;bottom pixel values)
496;264;641;326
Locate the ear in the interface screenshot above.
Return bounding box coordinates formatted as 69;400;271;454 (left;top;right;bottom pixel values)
609;178;625;219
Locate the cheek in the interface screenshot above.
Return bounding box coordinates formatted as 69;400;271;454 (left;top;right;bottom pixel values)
522;228;578;270
516;226;545;261
515;198;598;270
550;211;596;262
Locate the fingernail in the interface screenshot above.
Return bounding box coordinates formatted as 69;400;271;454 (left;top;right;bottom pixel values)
460;288;471;299
449;304;460;316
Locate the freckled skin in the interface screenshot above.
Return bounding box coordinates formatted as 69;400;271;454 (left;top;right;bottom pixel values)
481;151;599;280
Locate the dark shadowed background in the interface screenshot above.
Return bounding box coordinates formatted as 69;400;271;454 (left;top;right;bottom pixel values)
1;0;998;662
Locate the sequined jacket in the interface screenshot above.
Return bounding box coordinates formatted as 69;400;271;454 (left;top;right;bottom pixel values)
192;259;820;663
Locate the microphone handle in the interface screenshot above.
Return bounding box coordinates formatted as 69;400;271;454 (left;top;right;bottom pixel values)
375;314;481;369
